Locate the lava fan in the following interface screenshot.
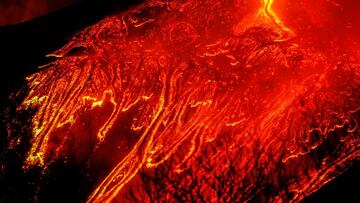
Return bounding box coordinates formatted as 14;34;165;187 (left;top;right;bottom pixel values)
1;0;359;202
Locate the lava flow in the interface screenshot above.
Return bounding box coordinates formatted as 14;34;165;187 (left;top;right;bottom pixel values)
8;0;360;202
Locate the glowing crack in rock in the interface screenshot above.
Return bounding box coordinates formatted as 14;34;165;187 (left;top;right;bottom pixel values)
10;0;360;202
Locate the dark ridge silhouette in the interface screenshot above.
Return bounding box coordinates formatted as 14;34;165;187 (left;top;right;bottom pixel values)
0;0;143;102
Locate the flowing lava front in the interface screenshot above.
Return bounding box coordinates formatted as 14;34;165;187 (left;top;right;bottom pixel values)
8;0;360;202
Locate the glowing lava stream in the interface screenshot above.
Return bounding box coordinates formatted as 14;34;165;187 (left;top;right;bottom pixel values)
88;1;295;201
88;2;292;202
13;0;360;202
258;0;294;41
23;0;292;170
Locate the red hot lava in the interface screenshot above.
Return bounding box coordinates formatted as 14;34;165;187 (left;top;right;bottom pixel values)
10;0;360;202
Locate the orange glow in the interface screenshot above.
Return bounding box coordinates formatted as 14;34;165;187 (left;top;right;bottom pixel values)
11;0;360;202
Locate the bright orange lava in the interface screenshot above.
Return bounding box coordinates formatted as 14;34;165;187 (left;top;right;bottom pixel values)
12;0;360;202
